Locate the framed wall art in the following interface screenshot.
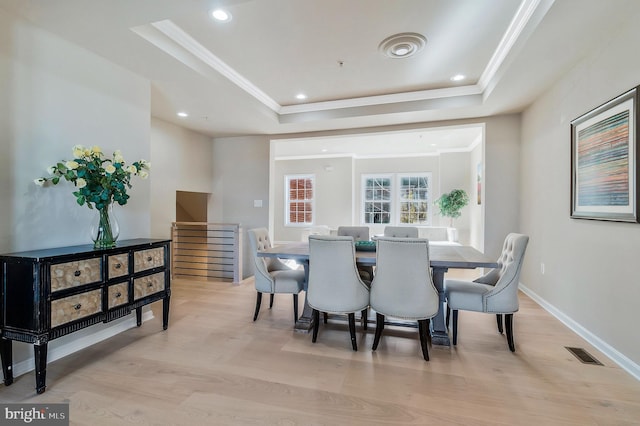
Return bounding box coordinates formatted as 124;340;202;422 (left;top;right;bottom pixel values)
571;85;639;222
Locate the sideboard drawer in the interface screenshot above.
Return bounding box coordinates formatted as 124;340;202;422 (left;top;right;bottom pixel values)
134;272;165;300
51;258;102;292
134;248;164;272
108;282;129;309
51;289;102;328
108;254;129;279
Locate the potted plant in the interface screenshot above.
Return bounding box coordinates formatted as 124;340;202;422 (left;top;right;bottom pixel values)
435;189;469;227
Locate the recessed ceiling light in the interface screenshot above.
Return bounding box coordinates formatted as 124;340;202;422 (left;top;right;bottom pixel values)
295;93;307;100
211;9;232;22
321;148;328;153
450;74;466;82
177;112;188;118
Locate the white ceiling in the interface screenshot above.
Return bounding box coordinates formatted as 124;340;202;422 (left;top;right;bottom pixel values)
1;0;639;138
273;125;483;159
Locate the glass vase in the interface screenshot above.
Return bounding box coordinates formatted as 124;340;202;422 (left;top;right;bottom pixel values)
90;203;120;249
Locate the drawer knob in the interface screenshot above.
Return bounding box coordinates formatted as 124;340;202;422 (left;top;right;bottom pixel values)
74;303;82;310
115;292;122;298
147;283;154;288
115;263;122;269
147;256;153;262
74;270;81;277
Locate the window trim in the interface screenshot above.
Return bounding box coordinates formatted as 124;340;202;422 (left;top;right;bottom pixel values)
361;174;393;225
361;172;432;226
284;174;315;227
396;173;432;226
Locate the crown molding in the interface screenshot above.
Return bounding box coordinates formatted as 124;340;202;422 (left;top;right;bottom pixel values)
149;20;281;112
133;0;551;120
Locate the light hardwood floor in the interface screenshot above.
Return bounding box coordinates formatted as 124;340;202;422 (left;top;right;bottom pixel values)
2;271;640;425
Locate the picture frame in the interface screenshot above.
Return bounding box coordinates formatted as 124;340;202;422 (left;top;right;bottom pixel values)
571;86;640;222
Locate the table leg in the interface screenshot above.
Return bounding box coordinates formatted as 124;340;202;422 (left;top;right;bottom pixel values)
34;342;47;394
1;337;13;386
294;260;314;333
430;266;451;346
162;295;170;330
136;307;142;326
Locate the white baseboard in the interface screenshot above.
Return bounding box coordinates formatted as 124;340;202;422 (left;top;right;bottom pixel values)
1;311;154;383
520;284;640;381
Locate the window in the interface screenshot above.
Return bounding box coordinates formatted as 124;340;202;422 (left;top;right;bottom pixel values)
398;174;430;224
362;173;431;225
285;175;314;225
363;176;392;224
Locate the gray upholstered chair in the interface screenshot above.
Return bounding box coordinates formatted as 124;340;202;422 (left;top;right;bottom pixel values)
370;237;439;361
248;228;305;323
444;233;529;352
383;226;419;238
336;226;370;241
307;235;370;351
337;226;373;280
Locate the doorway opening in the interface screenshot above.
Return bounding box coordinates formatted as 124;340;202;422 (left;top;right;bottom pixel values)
176;190;209;222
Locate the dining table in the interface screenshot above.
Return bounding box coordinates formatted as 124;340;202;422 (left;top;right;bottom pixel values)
258;241;498;346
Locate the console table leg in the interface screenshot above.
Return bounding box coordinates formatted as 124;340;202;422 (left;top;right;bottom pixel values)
1;338;13;386
136;307;142;327
34;343;47;394
162;296;170;330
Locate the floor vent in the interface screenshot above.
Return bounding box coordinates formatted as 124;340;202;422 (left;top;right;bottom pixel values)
565;347;603;365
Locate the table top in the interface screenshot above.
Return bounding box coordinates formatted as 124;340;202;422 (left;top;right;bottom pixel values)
0;238;171;260
259;241;498;270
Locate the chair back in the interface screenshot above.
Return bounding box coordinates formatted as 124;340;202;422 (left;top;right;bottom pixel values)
337;226;370;241
370;237;439;319
383;226;419;238
483;233;529;312
247;228;276;293
307;235;370;313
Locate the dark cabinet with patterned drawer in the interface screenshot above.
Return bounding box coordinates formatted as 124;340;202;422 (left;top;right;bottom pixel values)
0;239;171;394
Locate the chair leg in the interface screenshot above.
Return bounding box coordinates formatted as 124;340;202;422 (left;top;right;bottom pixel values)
348;313;357;351
361;308;368;330
496;314;504;334
253;292;262;321
269;293;274;309
372;313;385;351
312;309;320;343
293;294;299;323
505;314;515;352
446;305;450;328
452;310;459;345
417;319;430;361
323;312;328;324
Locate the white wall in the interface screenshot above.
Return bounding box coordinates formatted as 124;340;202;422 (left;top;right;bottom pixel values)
272;152;478;243
483;115;521;257
0;8;151;253
213;116;520;278
520;6;640;373
438;151;472;245
150;117;214;239
468;142;484;250
212;136;271;278
0;9;153;382
274;157;352;242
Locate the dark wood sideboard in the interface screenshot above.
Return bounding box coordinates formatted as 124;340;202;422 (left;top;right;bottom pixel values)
0;238;171;394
